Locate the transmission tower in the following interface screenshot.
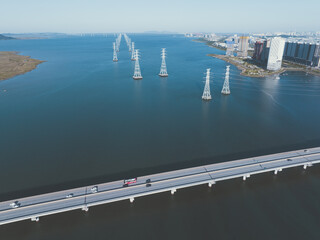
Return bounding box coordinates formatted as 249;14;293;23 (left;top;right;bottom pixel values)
159;48;168;77
115;34;121;52
202;69;212;100
131;42;136;61
113;42;118;62
221;66;230;95
128;39;132;51
133;49;143;80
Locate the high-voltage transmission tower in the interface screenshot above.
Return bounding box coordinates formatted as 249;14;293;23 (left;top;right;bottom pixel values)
221;65;230;95
113;42;118;62
202;69;212;100
133;49;143;80
124;34;132;51
115;34;122;52
159;48;168;77
131;42;136;61
128;39;132;51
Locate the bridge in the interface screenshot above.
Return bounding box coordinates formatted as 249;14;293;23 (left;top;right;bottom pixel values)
1;147;320;225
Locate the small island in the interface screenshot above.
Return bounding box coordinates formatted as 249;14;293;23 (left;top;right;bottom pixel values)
0;51;44;81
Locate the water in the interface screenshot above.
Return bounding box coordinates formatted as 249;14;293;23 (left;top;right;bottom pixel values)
1;35;320;239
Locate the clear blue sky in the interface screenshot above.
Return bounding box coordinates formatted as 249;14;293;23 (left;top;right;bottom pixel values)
1;0;319;33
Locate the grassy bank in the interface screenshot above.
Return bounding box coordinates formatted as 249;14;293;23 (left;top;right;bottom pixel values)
0;51;44;81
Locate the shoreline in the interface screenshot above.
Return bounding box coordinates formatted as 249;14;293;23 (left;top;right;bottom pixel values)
208;54;285;78
209;54;320;78
195;38;320;78
0;51;45;81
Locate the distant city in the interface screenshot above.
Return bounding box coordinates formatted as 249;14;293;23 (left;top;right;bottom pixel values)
185;32;320;71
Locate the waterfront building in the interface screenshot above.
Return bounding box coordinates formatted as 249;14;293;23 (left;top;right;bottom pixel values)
226;41;235;56
267;37;286;71
256;39;270;66
237;36;249;58
283;42;320;67
252;41;264;61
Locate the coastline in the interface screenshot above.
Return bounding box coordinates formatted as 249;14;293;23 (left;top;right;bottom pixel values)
208;54;285;78
0;51;45;81
195;38;320;78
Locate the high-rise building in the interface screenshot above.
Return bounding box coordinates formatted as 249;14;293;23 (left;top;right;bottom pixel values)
283;42;320;67
267;37;286;71
261;39;271;65
252;41;264;61
226;41;235;56
237;36;249;58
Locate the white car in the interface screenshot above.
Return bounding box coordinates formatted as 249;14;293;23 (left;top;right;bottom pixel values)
91;186;98;193
9;201;20;209
66;193;74;198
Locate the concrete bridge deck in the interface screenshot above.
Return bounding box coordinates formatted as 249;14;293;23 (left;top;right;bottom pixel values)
1;147;320;225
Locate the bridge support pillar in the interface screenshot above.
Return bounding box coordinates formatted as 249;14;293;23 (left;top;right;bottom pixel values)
82;206;89;212
171;189;176;195
130;197;134;203
243;175;250;181
31;217;39;222
208;181;216;187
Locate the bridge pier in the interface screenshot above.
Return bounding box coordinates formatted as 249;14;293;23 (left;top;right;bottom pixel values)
82;205;89;212
208;181;216;187
243;175;250;181
31;217;39;222
274;168;282;175
130;197;134;203
171;189;177;195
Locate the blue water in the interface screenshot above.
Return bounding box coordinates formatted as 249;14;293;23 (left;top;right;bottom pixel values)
1;35;320;239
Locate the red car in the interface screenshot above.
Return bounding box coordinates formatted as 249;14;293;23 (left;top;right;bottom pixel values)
123;178;137;187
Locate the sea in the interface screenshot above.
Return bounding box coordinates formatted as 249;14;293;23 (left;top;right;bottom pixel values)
1;34;320;239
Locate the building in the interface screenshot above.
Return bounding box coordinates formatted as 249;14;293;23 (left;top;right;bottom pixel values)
267;37;286;71
225;41;235;56
283;42;320;67
237;36;249;58
252;41;264;61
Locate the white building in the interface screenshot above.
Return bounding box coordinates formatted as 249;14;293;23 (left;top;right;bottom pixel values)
267;37;286;71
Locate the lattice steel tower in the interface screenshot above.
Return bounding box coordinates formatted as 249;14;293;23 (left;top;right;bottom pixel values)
221;66;230;95
131;42;136;61
202;69;212;100
113;42;118;62
133;50;142;80
159;48;168;77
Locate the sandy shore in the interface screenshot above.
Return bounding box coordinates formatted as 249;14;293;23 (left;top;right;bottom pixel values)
0;51;44;81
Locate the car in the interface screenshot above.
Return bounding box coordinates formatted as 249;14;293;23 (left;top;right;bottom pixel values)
66;193;74;198
9;201;20;209
123;178;137;186
146;183;152;187
287;158;292;161
91;186;98;193
146;179;151;183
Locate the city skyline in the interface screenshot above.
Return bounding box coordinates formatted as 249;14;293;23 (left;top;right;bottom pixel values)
1;0;319;33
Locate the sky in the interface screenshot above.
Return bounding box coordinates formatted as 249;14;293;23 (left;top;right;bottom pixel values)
1;0;319;33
